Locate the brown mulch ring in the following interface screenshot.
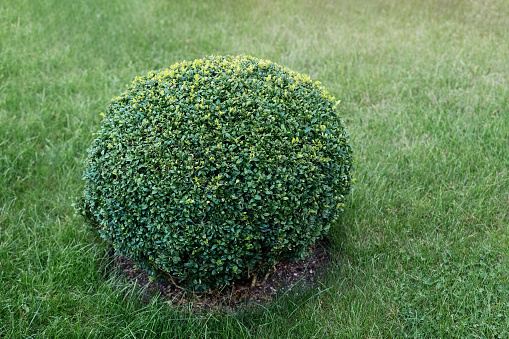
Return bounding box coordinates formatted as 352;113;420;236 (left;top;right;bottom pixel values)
105;239;331;313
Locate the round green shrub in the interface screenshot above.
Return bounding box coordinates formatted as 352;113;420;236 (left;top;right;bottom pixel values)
82;55;353;291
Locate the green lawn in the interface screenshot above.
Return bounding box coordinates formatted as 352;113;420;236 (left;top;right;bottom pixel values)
1;0;509;337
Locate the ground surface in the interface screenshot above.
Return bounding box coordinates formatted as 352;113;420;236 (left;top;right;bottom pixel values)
109;241;329;313
2;0;509;337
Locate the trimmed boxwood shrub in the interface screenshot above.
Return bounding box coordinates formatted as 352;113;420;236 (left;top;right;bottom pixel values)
81;55;353;292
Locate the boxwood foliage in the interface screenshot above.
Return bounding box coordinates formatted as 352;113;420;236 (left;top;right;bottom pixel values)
82;55;353;292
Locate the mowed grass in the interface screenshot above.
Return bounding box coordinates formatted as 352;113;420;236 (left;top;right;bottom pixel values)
1;0;509;337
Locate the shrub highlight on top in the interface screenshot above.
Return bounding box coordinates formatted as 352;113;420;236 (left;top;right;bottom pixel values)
81;55;354;291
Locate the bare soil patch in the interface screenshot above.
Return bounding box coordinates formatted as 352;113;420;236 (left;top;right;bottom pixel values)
106;239;331;313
